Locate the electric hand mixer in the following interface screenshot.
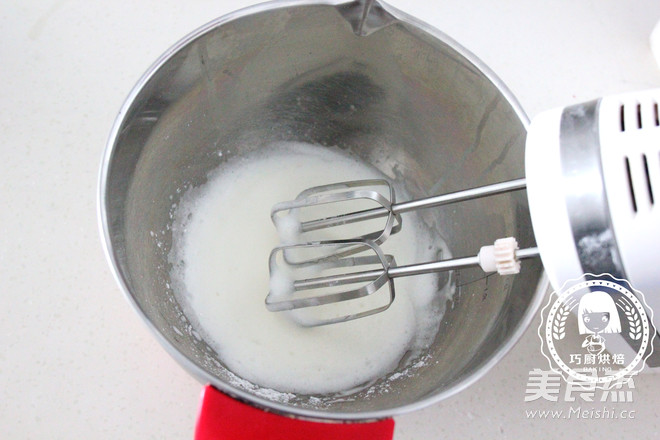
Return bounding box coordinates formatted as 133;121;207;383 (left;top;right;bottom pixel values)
265;89;660;326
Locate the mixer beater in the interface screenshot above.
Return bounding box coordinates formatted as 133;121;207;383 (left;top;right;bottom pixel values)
266;179;539;325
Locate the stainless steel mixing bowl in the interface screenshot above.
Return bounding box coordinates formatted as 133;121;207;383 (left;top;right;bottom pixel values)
99;0;547;420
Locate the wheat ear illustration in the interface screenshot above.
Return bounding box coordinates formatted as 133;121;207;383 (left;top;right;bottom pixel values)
621;302;643;341
552;302;572;340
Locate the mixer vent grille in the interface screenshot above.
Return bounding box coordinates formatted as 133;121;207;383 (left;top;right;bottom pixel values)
619;101;660;131
624;154;656;213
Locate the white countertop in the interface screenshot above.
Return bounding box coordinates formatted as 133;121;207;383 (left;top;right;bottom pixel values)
2;0;660;438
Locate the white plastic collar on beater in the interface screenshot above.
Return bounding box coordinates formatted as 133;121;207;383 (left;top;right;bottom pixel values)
478;237;521;275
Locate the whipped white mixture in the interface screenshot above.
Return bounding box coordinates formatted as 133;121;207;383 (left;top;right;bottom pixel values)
169;142;444;395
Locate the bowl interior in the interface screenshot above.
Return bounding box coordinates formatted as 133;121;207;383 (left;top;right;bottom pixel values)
101;0;544;418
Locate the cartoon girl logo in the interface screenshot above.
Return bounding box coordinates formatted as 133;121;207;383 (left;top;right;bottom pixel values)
540;275;653;387
577;291;622;355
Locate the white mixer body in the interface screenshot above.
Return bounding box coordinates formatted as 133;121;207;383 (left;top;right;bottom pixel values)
526;89;660;362
598;92;660;311
525;107;584;289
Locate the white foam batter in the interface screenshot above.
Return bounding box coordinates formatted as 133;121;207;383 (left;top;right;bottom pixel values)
169;142;443;395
